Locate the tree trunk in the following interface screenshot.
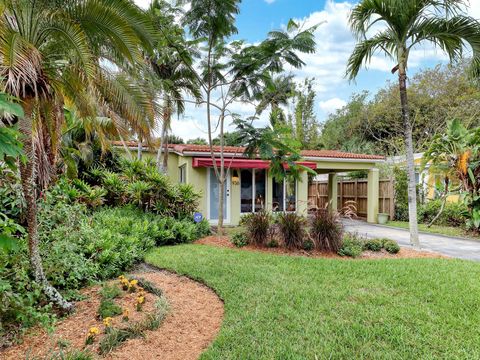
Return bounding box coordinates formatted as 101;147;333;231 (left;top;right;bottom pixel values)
162;132;169;171
137;136;142;160
157;107;170;174
398;64;420;247
18;97;74;313
217;111;226;235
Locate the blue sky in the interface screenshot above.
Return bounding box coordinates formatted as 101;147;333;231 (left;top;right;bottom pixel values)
135;0;480;140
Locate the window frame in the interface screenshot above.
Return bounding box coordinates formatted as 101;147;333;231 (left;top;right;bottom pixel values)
240;169;266;214
273;176;297;213
179;164;186;183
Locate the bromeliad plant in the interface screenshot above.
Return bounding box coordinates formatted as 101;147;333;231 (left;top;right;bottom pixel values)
423;120;480;231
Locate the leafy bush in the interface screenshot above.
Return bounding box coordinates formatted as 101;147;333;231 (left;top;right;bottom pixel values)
231;232;248;247
302;239;315;251
309;210;343;252
418;199;467;227
363;238;383;252
276;213;307;250
100;284;122;300
98;299;122;319
83;160;201;219
383;239;400;254
241;211;272;246
338;235;364;258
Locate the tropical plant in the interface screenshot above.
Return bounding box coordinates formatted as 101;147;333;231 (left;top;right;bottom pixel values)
346;0;480;247
276;213;307;250
423;119;480;230
146;0;201;172
241;211;272;246
0;0;156;311
309;210;343;252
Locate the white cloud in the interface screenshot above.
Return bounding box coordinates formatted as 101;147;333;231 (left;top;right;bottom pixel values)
134;0;150;9
319;98;346;114
265;0;276;4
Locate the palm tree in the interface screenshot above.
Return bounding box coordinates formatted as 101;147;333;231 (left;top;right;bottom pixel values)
147;0;201;173
0;0;155;311
346;0;480;247
256;74;296;127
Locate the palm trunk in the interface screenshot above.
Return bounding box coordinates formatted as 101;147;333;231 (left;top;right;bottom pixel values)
137;136;142;160
157;107;170;174
162;130;169;171
217;111;226;235
18;97;74;312
398;65;420;247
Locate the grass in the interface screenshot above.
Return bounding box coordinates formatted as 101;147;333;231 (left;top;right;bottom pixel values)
146;244;480;359
387;220;479;239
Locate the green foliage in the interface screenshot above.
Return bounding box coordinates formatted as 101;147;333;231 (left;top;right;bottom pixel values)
393;167;410;221
363;238;383;252
418;199;468;227
0;126;23;169
100;284;122;300
231;232;248;248
383;239;401;254
99;296;168;355
241;211;272;246
338;234;364;258
276;213;307;250
98;299;122;319
309;211;343;252
0;165;24;222
321;63;480;155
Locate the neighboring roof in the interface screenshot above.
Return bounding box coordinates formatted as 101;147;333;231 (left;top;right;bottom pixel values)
300;149;385;161
111;141;385;162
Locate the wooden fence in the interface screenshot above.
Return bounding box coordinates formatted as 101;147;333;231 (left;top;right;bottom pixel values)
308;179;395;219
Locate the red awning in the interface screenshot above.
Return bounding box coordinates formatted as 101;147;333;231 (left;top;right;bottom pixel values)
192;158;316;170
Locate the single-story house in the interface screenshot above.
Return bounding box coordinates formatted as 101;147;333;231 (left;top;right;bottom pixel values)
115;142;385;226
387;153;460;203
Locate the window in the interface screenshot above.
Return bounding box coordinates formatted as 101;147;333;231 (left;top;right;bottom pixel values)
179;165;186;183
240;169;266;213
272;177;296;212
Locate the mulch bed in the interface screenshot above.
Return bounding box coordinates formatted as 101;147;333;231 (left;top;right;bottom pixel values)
196;236;447;259
2;268;224;360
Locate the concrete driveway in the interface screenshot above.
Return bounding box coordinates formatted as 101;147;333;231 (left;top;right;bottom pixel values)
343;219;480;261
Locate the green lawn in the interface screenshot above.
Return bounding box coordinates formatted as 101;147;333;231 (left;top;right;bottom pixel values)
146;244;480;359
387;220;479;240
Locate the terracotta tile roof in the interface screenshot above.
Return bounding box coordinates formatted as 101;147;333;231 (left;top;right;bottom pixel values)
111;141;384;161
300;149;385;160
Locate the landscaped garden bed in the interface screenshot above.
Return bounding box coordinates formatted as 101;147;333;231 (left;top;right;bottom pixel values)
1;268;224;360
197;235;444;260
220;210;444;260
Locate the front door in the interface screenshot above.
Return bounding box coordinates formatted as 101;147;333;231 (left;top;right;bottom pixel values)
208;168;230;224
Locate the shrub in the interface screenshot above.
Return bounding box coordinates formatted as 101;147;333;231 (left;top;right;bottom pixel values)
363;238;383;252
418;199;467;227
302;239;315;251
241;211;272;246
231;232;248;247
276;213;307;250
309;210;343;252
383;239;400;254
338;234;364;258
100;284;122;300
98;299;122;319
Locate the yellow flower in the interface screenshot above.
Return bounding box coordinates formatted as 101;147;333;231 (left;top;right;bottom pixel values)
130;279;138;286
88;326;100;336
137;296;145;304
118;275;125;280
122;308;129;318
103;317;113;327
458;150;471;175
